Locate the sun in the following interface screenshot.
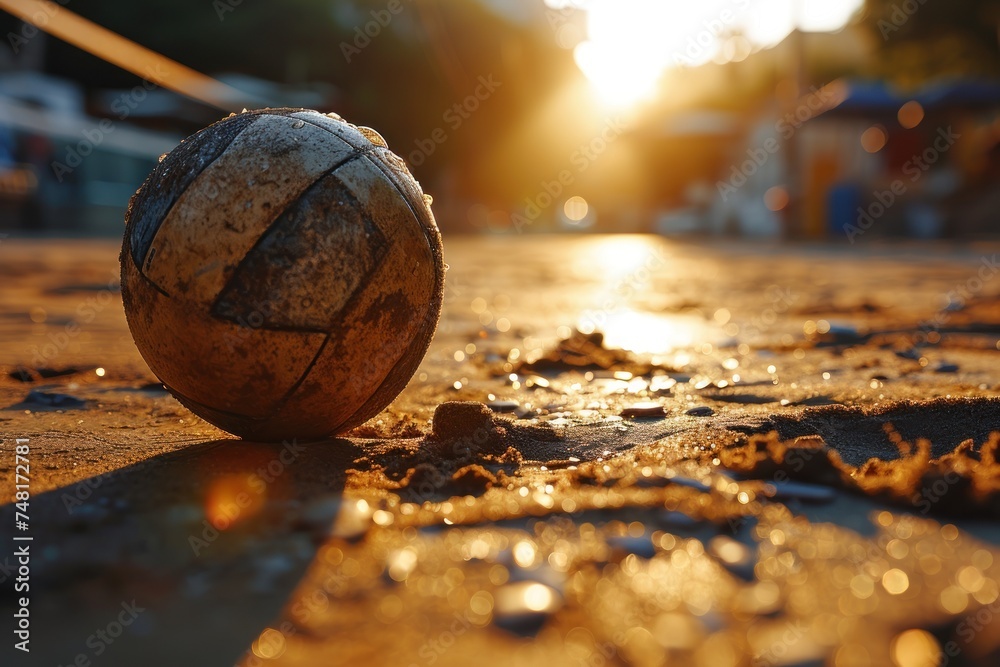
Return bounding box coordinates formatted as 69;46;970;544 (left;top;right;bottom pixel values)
572;0;865;109
573;0;692;108
573;39;663;109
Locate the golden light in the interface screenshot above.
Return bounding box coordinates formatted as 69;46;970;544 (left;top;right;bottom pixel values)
575;235;657;281
513;540;537;568
763;186;789;211
573;39;663;108
890;629;940;667
522;583;556;612
563;195;590;223
205;473;265;530
898;100;924;129
494;581;562;616
861;125;887;153
591;309;709;354
573;0;865;108
251;628;286;660
574;0;719;107
881;568;910;595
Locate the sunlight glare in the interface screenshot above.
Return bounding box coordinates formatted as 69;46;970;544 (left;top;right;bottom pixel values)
595;309;707;354
575;0;864;108
576;236;657;281
563;196;590;223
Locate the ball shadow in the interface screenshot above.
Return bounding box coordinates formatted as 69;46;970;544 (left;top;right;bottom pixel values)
0;435;365;667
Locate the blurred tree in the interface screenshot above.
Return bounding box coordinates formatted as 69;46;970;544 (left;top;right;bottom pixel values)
1;0;585;229
862;0;1000;86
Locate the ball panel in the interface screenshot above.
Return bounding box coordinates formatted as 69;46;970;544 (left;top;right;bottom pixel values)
329;166;444;433
143;114;359;305
334;307;438;434
367;145;435;223
127;111;261;271
264;156;440;434
122;251;330;418
290;110;437;233
211;169;388;332
289;110;374;151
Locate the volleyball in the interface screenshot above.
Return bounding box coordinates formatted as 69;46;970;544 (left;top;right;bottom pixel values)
120;108;445;441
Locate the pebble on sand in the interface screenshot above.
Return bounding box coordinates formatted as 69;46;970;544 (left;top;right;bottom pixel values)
620;402;666;418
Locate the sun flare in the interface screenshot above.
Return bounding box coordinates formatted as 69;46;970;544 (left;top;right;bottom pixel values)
571;0;864;109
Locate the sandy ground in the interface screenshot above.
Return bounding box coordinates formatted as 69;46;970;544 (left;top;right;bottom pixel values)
1;235;1000;667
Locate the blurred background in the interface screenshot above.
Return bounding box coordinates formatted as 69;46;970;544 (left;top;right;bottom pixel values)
0;0;998;239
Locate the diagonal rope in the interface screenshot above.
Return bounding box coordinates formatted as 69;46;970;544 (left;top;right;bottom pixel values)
0;0;254;111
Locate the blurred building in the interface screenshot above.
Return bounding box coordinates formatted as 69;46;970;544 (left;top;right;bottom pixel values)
710;77;1000;240
0;70;179;234
639;27;1000;240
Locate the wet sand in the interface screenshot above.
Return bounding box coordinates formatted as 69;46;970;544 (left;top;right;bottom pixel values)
1;235;1000;666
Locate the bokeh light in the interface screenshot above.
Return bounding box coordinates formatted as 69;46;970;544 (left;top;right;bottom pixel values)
563;195;590;223
861;125;888;153
898;100;925;129
890;629;940;667
764;186;790;211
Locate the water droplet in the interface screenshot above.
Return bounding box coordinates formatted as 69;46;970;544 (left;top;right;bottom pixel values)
357;126;388;148
330;499;372;539
423;193;434;206
326;111;343;120
291;120;305;129
492;581;562;634
260;160;269;171
206;184;218;200
157;153;167;163
241;108;248;113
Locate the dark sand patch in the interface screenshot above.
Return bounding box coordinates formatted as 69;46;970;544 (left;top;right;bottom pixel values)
729;396;1000;465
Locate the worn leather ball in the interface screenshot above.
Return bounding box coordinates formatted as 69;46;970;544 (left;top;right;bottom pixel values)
120;108;445;441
